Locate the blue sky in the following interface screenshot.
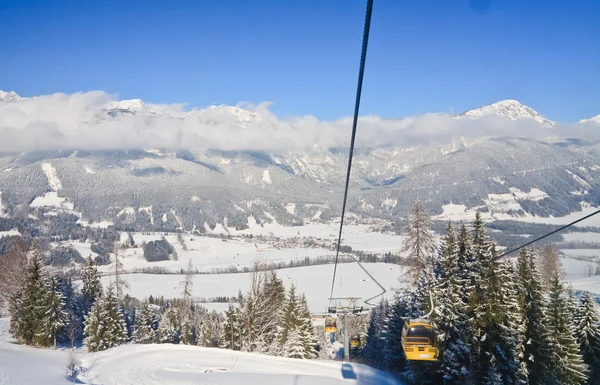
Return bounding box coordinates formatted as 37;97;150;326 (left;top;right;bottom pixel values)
1;0;599;122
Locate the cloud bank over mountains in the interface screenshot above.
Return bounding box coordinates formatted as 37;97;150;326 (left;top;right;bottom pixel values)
0;90;596;152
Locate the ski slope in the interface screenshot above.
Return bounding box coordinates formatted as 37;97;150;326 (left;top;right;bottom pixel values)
80;344;402;385
0;336;402;385
0;339;71;385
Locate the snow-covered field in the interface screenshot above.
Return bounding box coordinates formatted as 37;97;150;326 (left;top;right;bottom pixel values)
0;341;401;385
100;263;405;313
562;232;600;243
100;235;337;274
0;316;400;385
434;200;600;226
80;344;400;385
58;223;407;274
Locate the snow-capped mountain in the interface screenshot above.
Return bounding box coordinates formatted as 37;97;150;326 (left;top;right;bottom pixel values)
579;114;600;124
2;89;600;231
460;99;557;128
0;90;21;103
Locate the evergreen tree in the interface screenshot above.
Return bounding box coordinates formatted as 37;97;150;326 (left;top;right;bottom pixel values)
284;328;306;359
362;300;389;368
280;284;301;344
469;213;523;384
574;291;600;385
547;272;588;385
241;270;285;352
516;248;554;385
383;294;410;371
103;288;127;347
11;249;50;346
158;307;181;344
83;295;105;352
401;200;436;284
134;301;158;344
82;256;103;315
297;294;317;358
436;223;474;384
222;303;242;350
56;276;83;345
39;277;68;348
83;288;127;352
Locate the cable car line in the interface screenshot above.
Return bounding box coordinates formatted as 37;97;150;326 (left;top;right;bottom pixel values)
328;0;377;306
495;207;600;260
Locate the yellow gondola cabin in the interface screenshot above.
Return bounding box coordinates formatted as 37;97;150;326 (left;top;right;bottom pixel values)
325;317;337;334
401;319;439;361
350;334;361;348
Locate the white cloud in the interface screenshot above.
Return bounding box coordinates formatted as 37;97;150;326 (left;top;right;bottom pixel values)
0;90;585;153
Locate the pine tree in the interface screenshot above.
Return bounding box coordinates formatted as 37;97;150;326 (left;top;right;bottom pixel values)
102;287;127;348
83;295;105;352
83;288;127;352
56;276;83;345
284;328;306;359
280;284;301;344
547;272;588;385
39;277;68;348
222;303;242;350
436;223;474;384
516;248;554;385
82;256;103;315
469;213;523;384
134;301;158;344
11;249;50;346
574;291;600;385
401;200;436;284
362;300;389;368
241;270;285;352
158;307;181;344
383;294;410;371
297;294;317;358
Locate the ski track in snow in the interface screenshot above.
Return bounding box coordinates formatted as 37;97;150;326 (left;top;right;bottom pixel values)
41;162;62;191
80;344;402;385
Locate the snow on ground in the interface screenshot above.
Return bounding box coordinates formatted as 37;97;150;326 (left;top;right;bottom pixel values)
41;162;62;191
231;219;405;251
433;204;491;222
79;344;401;385
100;263;405;313
84;165;96;174
55;241;99;260
0;339;71;385
76;219;114;229
561;257;599;279
562;232;600;243
285;203;296;215
568;276;600;294
435;201;600;226
30;192;74;210
559;249;600;259
0;229;21;238
262;170;272;185
97;234;338;274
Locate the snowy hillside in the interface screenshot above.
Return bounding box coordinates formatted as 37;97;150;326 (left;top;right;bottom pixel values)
0;341;401;385
460;99;557;128
580;114;600;124
2;90;600;228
